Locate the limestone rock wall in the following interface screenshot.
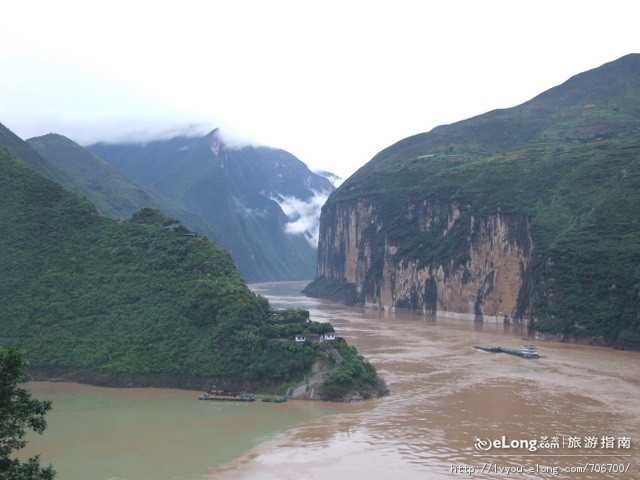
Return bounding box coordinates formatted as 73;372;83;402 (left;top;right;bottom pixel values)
314;198;533;321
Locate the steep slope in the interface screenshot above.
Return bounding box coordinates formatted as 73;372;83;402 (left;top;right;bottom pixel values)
306;54;640;348
0;130;383;398
26;133;215;238
0;122;69;186
90;131;334;281
27;133;156;217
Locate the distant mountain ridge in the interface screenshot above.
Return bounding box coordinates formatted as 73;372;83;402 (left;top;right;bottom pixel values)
25;133;215;239
27;133;161;218
90;129;334;281
0;122;70;186
3;121;334;281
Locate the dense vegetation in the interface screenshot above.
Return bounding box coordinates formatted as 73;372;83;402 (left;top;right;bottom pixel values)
0;124;69;189
0;144;380;392
325;54;640;347
318;340;382;400
27;133;160;219
0;349;55;480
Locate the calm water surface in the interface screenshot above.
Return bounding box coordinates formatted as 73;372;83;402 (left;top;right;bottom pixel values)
23;281;640;479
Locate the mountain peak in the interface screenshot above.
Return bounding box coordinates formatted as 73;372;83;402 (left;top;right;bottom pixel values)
204;127;221;138
204;128;224;155
29;132;79;147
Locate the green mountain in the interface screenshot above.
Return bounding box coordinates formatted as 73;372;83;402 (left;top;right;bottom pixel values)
0;127;383;399
0;122;70;186
90;131;334;281
27;133;157;218
307;54;640;348
26;133;216;240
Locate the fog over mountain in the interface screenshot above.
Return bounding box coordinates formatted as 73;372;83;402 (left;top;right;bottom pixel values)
89;129;334;281
315;170;343;188
272;190;330;246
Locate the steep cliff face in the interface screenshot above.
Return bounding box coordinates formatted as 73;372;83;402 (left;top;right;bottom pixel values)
306;54;640;348
313;198;532;321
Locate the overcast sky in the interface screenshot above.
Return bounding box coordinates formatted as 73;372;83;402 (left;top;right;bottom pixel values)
1;0;638;177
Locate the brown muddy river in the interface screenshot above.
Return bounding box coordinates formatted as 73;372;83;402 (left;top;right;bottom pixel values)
24;281;640;479
216;282;640;479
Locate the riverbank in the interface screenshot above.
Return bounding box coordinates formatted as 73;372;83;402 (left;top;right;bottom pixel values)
304;280;640;352
27;366;298;394
27;337;389;402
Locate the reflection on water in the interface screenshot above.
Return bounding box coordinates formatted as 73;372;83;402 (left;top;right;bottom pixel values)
214;281;640;479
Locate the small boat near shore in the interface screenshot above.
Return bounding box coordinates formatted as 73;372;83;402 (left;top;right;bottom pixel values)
474;344;540;359
261;396;288;403
197;385;289;403
198;390;256;402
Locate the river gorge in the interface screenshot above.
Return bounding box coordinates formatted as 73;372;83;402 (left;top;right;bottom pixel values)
23;282;640;479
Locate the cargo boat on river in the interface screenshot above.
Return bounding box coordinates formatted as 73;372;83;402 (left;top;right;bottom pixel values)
474;345;540;359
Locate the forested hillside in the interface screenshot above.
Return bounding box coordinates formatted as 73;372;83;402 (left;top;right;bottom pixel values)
0;136;382;396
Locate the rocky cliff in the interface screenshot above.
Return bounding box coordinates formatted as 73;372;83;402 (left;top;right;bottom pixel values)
312;198;533;322
306;54;640;348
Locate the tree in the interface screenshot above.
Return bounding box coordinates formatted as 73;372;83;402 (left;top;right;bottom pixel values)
0;349;55;480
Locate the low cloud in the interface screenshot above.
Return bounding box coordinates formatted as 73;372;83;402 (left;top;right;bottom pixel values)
314;170;343;187
272;191;329;246
82;121;217;145
215;126;264;150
